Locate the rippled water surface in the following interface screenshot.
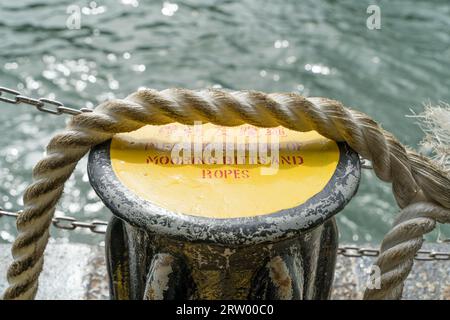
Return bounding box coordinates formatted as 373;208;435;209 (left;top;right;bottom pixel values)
0;0;449;244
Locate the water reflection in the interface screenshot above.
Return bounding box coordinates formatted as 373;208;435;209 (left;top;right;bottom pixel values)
161;2;179;17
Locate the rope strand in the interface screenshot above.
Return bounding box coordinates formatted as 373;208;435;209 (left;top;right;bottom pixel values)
3;89;450;299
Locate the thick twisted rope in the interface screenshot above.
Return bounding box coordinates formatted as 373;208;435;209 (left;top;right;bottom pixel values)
2;89;450;300
364;200;450;299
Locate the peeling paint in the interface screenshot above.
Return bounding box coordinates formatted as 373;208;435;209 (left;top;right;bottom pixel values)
268;256;293;299
144;254;174;300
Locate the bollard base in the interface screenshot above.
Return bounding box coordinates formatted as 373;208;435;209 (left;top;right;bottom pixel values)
1;242;448;300
106;216;338;300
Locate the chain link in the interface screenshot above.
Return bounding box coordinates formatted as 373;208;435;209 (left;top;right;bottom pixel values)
0;208;107;234
0;86;93;116
337;246;450;261
1;207;449;260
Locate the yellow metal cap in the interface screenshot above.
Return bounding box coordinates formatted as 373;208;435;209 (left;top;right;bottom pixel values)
109;123;339;219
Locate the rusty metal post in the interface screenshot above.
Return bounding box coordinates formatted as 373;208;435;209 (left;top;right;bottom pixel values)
87;124;360;300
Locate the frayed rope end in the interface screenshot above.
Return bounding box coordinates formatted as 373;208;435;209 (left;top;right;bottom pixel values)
408;102;450;174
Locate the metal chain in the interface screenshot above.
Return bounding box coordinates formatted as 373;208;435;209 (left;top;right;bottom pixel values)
0;86;92;116
337;245;450;261
0;208;107;234
0;87;446;259
1;207;448;260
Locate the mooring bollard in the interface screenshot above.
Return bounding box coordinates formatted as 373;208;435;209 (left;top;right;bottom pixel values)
87;123;360;300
